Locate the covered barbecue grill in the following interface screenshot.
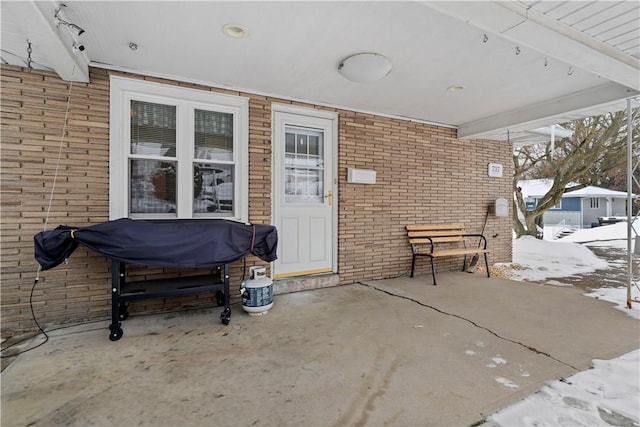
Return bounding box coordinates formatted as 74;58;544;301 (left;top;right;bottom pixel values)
34;218;278;341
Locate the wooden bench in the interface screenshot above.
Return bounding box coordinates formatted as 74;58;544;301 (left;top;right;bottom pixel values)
406;223;490;285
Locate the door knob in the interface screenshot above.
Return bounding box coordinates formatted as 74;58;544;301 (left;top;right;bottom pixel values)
325;190;333;206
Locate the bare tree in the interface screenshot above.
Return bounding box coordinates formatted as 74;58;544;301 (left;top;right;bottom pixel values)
513;110;638;238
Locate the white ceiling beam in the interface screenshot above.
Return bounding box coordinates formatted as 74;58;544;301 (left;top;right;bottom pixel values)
4;1;89;82
458;82;638;139
421;1;640;91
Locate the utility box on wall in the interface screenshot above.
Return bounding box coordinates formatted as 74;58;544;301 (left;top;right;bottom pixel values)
347;168;376;184
494;198;509;217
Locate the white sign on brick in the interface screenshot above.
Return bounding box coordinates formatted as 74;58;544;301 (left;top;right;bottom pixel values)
488;163;503;178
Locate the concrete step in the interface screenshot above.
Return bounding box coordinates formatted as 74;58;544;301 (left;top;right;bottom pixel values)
555;229;577;239
273;273;340;295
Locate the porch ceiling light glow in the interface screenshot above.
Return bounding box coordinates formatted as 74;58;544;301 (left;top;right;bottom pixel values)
527;125;573;138
223;24;248;38
447;84;466;92
338;53;392;83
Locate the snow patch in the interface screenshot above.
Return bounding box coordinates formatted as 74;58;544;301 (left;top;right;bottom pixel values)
545;280;574;287
555;221;635;244
489;221;640;425
509;236;610;281
492;357;507;365
495;377;519;389
585;287;640;320
488;350;640;426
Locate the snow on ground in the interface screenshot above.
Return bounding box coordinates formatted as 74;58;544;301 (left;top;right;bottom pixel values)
487;350;640;427
497;222;640;320
509;235;610;282
585;287;640;321
555;220;637;244
487;222;640;426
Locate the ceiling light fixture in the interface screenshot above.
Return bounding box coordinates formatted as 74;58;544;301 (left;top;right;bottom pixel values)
128;42;138;51
338;53;392;83
223;24;248;39
447;84;466;92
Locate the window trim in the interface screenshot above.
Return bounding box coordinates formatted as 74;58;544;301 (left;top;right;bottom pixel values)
109;76;249;222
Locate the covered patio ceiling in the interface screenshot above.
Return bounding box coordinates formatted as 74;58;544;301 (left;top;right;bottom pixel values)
2;1;639;142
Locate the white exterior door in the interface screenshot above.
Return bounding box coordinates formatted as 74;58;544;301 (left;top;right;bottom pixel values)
273;105;337;278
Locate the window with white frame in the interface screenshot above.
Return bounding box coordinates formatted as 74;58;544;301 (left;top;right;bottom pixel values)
109;77;248;221
590;198;600;209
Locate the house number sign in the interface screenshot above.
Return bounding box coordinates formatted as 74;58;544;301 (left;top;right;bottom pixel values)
488;163;503;178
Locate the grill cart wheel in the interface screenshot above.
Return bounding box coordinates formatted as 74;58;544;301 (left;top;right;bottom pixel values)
109;325;124;341
118;304;129;321
220;307;231;325
216;290;225;306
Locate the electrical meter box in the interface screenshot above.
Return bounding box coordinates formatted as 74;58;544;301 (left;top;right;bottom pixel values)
495;198;509;217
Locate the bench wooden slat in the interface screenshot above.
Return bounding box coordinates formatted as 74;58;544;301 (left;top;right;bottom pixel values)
408;230;466;238
431;248;489;257
410;236;466;245
406;223;464;231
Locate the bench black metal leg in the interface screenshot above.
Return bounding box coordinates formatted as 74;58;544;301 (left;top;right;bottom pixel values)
430;257;437;286
410;254;416;278
484;253;490;278
461;255;467;272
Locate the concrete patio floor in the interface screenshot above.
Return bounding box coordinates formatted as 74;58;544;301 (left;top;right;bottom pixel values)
2;272;639;427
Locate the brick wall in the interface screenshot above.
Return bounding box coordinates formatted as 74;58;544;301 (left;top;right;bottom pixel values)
1;65;512;337
337;111;513;283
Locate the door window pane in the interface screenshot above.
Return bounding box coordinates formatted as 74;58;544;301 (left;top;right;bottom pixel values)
309;135;320;157
285;129;323;167
285;133;295;159
285;168;323;202
284;126;324;203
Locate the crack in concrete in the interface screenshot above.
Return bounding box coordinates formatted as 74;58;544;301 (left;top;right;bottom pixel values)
358;282;579;371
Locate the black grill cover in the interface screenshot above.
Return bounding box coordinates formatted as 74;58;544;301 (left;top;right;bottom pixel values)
34;219;278;270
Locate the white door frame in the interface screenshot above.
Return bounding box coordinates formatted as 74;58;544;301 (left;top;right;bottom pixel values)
271;103;338;278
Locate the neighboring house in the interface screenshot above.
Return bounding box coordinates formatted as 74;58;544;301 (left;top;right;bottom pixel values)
519;179;629;229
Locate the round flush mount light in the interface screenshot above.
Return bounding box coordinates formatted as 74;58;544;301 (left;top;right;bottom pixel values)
338;53;392;83
447;84;466;92
223;24;248;38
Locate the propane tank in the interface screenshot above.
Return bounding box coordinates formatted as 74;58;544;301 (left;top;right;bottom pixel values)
241;267;273;316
